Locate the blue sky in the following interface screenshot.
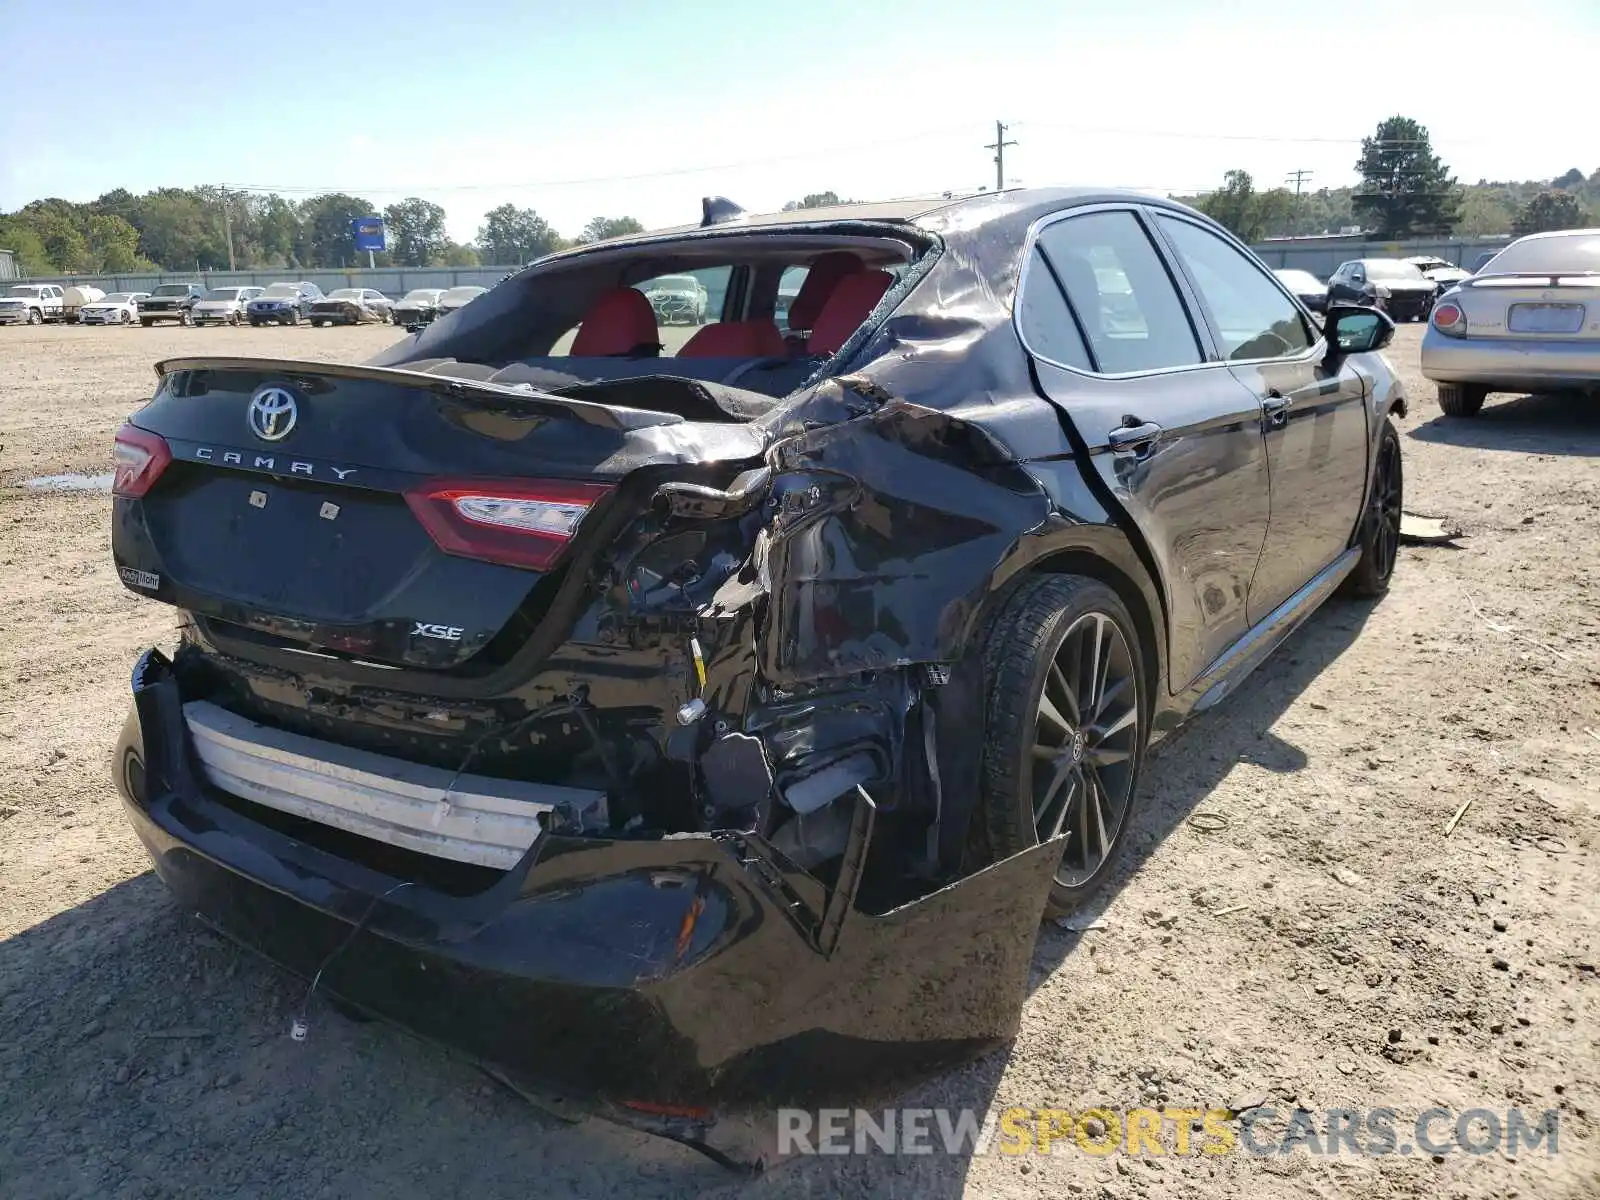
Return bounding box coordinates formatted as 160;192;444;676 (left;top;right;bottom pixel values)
2;0;1595;242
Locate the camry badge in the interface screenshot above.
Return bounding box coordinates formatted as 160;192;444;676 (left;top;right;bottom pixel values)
248;386;298;442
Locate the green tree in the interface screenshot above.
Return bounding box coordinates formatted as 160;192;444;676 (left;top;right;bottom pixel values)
86;214;146;271
297;193;377;267
782;191;844;211
135;188;227;269
1197;170;1258;239
253;194;303;267
1193;171;1300;241
1512;190;1588;236
0;216;53;275
383;197;449;267
1553;167;1585;189
18;201;92;273
439;241;480;267
1352;116;1461;238
577;215;645;244
476;204;562;264
1457;188;1516;237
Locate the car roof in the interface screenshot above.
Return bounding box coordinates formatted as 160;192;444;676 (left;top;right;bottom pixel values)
1509;226;1600;243
535;187;1207;261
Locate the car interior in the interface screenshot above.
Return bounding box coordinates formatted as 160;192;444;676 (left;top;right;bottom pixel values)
389;232;926;418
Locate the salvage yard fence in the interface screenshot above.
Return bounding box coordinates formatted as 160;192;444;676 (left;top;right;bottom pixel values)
11;236;1518;294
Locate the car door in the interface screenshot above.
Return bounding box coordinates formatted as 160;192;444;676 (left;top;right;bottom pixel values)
1151;213;1371;622
1018;206;1273;693
1327;263;1353;305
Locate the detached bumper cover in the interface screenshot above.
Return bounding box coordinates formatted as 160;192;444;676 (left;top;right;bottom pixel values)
117;648;1060;1113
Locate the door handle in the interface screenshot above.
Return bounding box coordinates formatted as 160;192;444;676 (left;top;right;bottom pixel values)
1262;391;1290;429
1107;418;1164;454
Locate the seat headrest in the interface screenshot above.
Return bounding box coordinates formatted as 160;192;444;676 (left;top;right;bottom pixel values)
806;269;895;356
570;287;660;356
785;251;864;332
678;319;787;359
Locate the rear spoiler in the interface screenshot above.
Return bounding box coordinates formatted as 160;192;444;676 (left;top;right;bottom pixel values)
1464;271;1600;288
152;356;683;431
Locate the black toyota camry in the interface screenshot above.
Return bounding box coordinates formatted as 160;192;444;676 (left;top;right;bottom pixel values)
109;188;1406;1150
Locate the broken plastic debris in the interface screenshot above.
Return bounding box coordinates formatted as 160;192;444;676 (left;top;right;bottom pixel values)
290;1018;308;1042
1399;512;1462;545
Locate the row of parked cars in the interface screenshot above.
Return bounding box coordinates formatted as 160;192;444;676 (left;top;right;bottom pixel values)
1269;251;1496;322
0;280;488;331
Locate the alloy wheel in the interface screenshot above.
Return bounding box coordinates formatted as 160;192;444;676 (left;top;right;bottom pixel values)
1372;434;1402;580
1030;611;1141;887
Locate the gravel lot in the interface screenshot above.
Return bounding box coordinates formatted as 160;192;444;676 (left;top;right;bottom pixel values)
0;322;1596;1199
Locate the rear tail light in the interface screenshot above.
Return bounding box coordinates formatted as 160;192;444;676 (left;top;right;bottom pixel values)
1433;300;1465;339
112;424;172;498
405;478;612;571
1432;301;1466;336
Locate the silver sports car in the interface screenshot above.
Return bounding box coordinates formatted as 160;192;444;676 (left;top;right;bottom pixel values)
1421;228;1600;416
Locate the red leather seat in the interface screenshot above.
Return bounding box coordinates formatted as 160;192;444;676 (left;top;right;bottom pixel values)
678;319;786;359
806;269;894;356
570;288;659;356
784;251;863;332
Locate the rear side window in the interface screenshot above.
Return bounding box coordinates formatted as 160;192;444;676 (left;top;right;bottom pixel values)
1155;216;1313;360
1017;248;1092;371
1036;212;1202;374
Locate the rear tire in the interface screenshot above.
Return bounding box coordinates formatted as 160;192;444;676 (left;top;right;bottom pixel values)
1340;418;1403;599
978;575;1148;919
1437;382;1487;417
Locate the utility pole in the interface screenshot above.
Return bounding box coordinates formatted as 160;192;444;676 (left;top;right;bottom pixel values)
218;185;236;271
1285;169;1313;198
985;120;1017;193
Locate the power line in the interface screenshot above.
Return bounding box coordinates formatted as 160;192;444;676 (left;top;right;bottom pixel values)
217;124;1458;200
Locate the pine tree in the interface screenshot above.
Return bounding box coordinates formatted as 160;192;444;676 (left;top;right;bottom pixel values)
1352;116;1462;238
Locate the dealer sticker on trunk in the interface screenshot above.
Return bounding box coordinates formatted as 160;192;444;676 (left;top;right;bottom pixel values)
118;567;160;591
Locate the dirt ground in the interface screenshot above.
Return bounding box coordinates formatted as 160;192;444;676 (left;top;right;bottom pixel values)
0;322;1596;1199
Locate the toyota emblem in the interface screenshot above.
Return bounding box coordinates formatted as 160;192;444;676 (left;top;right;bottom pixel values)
248;386;298;442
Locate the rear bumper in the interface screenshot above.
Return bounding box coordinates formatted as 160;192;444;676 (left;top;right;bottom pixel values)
116;647;1059;1117
1421;328;1600;390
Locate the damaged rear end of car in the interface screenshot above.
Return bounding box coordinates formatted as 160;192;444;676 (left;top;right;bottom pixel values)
109;205;1084;1145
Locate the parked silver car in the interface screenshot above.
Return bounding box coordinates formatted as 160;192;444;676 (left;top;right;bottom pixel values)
1421;228;1600;416
190;286;265;326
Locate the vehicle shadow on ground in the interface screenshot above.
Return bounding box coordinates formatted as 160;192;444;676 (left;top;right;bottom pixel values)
1409;391;1600;455
0;602;1376;1200
757;596;1380;1197
0;874;735;1199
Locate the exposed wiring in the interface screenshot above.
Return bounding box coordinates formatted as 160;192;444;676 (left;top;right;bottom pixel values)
290;880;413;1042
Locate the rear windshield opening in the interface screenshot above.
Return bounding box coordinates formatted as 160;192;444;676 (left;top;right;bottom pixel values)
378;231;927;413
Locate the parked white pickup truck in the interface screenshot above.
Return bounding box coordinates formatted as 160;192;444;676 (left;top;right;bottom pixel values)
0;284;66;325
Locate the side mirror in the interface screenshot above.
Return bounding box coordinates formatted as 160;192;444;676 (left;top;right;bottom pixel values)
1324;303;1394;357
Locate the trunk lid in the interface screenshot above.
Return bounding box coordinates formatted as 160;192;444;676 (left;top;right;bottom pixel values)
113;358;767;672
1448;272;1600;341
